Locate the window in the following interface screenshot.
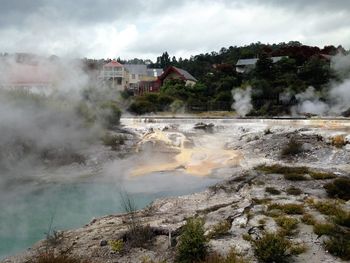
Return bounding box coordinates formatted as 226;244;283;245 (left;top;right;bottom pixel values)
117;78;122;85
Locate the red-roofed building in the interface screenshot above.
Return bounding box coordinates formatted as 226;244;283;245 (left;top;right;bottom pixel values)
101;60;129;90
158;66;197;86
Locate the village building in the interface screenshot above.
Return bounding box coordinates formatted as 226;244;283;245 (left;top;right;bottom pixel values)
101;60;129;90
235;56;288;73
158;66;197;86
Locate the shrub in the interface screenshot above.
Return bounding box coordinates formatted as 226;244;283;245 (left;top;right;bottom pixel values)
313;223;336;236
109;239;124;253
98;100;121;128
101;133;125;150
200;249;248;263
275;216;299;236
312;200;342;216
309;171;337;180
331;135;346;148
324;233;350;260
176;218;207;263
207;220;231;239
28;251;89;263
265;187;281;195
252;232;291;263
289;243;308;255
268;203;304;215
324;177;350;201
124;224;154;248
128;100;156;115
286;187;302;196
284;173;308;181
333;210;350;228
281;138;303;158
301;213;316;225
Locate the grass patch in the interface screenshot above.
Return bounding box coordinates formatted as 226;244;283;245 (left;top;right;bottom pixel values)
268;203;304;215
28;251;89;263
324;233;350;260
286;187;303;196
252;232;291;263
281;138;303;158
331;135;347;148
301;213;316;225
290;243;308;255
333;210;350;228
200;249;248;263
275;216;299;236
207;220;231;239
265;187;281;195
313;223;336;236
324;177;350;201
312;200;342;216
257;164;337;181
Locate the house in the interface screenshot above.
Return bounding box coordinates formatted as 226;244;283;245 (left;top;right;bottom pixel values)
158;66;197;86
0;61;53;95
236;56;288;73
101;60;129;90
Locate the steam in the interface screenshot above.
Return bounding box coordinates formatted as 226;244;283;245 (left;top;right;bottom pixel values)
231;87;253;116
292;86;329;116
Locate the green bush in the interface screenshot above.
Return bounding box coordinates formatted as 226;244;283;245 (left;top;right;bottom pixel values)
324;177;350;201
176;218;207;263
324;233;350;260
128;100;157;115
268;203;304;215
252;232;290;263
109;239;124;253
99;100;121;128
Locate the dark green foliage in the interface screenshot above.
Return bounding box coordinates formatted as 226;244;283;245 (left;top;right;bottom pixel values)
324;177;350;201
176;218;207;263
252;232;291;263
128;100;157;115
324;233;350;260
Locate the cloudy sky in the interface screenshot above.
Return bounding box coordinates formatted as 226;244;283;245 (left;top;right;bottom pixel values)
0;0;349;60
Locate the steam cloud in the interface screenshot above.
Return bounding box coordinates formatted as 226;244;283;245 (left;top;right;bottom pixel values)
231;87;253;116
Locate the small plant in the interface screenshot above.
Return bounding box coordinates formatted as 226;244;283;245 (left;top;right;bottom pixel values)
258;218;267;225
268;203;304;215
265;187;281;195
333;209;350;228
281;138;303;158
176;217;207;263
252;232;291;263
290;243;308;255
101;133;126;150
309;171;337;180
331;135;346;148
313;222;336;236
286;187;302;195
324;177;350;201
200;249;248;263
275;216;299;236
109;239;124;253
312;200;342;216
207;220;231;239
301;213;316;225
324;233;350;260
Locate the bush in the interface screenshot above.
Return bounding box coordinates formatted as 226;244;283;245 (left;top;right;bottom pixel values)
333;210;350;228
289;243;308;255
176;218;207;263
312;200;342;216
268;203;304;215
99;100;121;128
313;223;336;236
265;187;281;195
324;233;350;260
331;135;346;148
284;173;308;181
281;138;303;158
252;232;290;263
207;220;231;239
275;216;299;236
109;239;124;253
301;213;316;225
101;133;125;150
124;224;155;249
286;187;302;195
128;100;156;115
324;177;350;200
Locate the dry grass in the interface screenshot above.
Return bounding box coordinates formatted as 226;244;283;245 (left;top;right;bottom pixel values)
275;216;299;236
265;187;281;195
313;223;336;236
286;187;303;196
207;220;231;239
301;213;316;225
28;251;89;263
331;135;346;148
268;203;304;215
199;249;248;263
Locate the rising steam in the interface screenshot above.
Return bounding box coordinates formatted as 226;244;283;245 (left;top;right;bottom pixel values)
231;86;253;117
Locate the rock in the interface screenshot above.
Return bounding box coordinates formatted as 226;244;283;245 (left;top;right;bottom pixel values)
100;240;108;246
194;122;214;130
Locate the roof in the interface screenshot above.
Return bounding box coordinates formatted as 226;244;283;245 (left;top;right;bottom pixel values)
160;66;197;82
124;64;147;75
103;60;123;68
236;56;288;66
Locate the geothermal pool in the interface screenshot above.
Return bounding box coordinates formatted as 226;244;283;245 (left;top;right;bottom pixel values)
2;117;350;259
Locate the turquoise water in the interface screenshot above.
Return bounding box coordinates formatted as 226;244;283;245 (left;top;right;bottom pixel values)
0;172;218;259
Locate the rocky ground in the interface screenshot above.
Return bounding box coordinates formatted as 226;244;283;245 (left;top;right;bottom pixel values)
3;120;350;263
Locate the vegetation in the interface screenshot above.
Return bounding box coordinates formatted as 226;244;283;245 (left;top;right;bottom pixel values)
301;213;316;225
109;239;124;253
281;138;303;158
313;223;336;236
275;216;299;236
268;203;304;215
324;177;350;200
324;233;350;260
28;251;89;263
265;187;281;195
252;232;291;263
101;133;126;150
199;249;248;263
176;218;207;263
207;220;231;239
286;187;302;196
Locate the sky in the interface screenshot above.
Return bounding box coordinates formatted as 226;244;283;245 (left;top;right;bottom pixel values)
0;0;349;60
